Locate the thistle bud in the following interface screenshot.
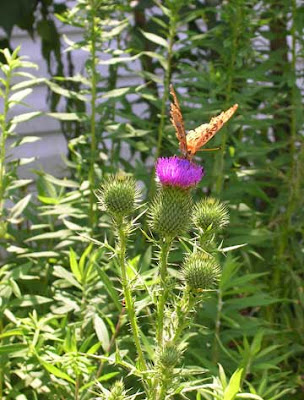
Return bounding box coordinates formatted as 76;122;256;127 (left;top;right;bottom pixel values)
193;198;229;234
183;252;221;291
148;186;192;238
97;174;140;219
158;342;181;369
108;380;127;400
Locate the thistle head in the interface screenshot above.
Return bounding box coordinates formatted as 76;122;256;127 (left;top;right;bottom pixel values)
148;186;193;239
96;173;140;220
155;156;204;189
183;252;221;292
193;197;229;235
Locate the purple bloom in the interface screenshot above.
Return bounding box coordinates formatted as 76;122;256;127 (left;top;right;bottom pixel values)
156;156;204;188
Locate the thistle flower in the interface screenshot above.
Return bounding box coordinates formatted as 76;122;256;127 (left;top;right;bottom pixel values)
193;197;229;234
183;252;221;291
96;173;140;219
156;156;204;189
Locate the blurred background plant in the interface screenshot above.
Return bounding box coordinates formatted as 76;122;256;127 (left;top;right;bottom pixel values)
0;0;303;398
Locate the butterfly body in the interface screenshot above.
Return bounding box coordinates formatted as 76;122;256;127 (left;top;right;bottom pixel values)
170;84;238;160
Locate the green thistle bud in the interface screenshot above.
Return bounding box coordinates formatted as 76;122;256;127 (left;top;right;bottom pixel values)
193;197;229;234
159;342;181;369
148;186;192;239
183;252;221;291
107;380;127;400
97;174;140;219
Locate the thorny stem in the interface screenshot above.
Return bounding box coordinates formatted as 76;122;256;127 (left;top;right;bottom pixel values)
156;290;196;400
117;224;147;371
157;237;173;348
88;0;98;229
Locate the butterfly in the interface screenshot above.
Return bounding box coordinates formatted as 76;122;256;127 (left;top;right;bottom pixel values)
170;84;238;160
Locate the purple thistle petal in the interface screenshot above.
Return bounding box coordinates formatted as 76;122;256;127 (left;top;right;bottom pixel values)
155;156;204;188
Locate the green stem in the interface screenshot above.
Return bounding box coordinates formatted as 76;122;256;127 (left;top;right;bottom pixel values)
214;3;239;196
212;287;223;363
286;0;298;229
88;0;98;229
156;290;196;400
0;69;11;223
172;290;194;344
117;225;147;371
157;238;172;348
148;10;176;199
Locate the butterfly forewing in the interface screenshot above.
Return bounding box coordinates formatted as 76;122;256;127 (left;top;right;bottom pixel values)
170;85;188;157
186;104;238;154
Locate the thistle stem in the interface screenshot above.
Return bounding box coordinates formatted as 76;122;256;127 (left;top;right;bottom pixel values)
117;225;147;371
157;237;172;348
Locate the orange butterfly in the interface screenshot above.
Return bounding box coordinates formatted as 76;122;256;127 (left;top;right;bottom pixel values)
170;84;238;160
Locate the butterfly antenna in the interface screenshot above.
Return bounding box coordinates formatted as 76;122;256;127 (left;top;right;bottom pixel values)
199;147;221;152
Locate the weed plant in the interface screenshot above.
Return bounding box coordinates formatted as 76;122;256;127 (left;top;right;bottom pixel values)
0;0;303;398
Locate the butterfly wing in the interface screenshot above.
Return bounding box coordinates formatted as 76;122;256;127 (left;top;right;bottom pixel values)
170;84;188;158
186;103;238;155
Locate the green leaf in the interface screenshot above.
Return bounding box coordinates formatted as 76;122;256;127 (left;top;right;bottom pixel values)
10;295;52;307
0;329;24;339
47;112;86;121
53;265;82;290
102;87;130;99
94;315;110;353
141;30;168;48
11;78;45;91
223;369;243;400
9;88;32;105
69;248;82;283
0;343;27;355
41;361;75;384
97;266;122;311
18;251;59;258
11;111;42;124
25;230;70;242
8;194;32;223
